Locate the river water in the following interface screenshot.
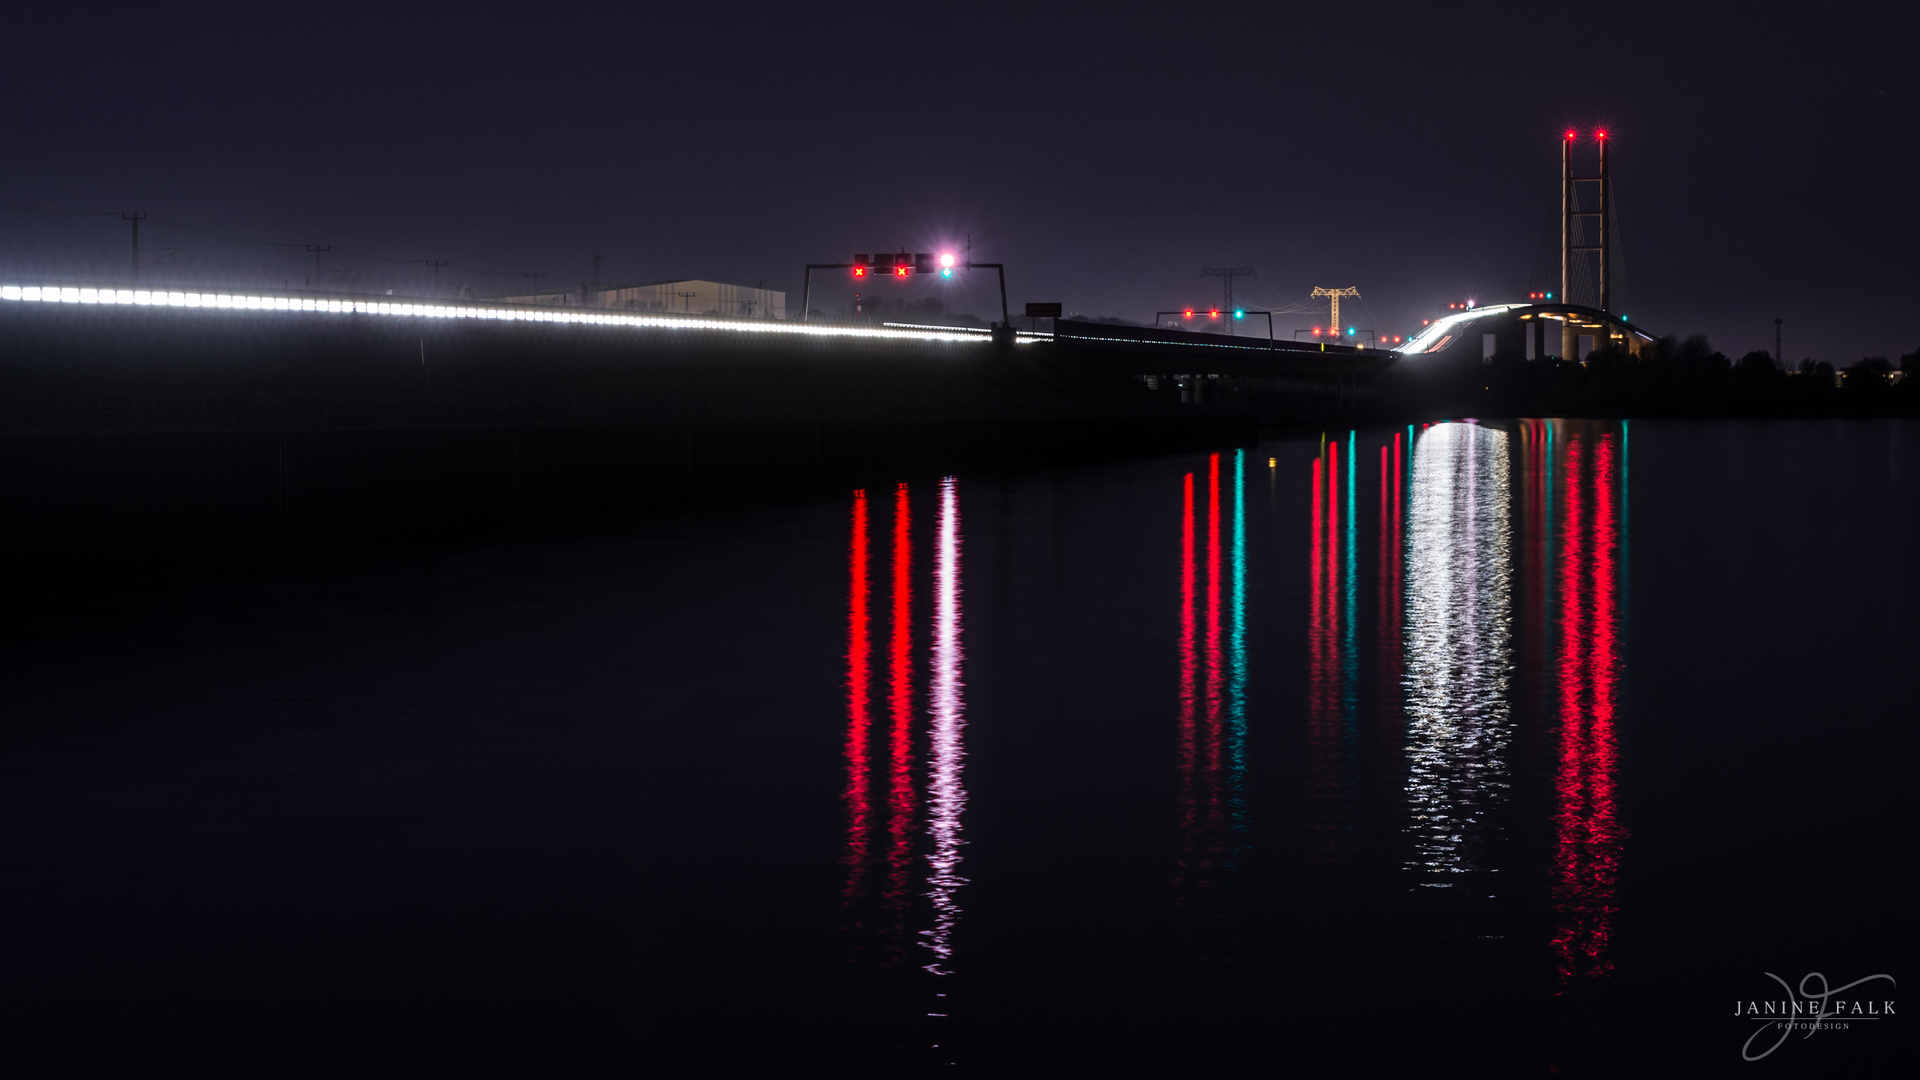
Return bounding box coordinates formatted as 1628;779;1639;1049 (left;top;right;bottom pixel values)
2;419;1912;1075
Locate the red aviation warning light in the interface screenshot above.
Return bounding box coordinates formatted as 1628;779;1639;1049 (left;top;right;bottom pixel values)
1595;128;1609;141
1565;129;1577;141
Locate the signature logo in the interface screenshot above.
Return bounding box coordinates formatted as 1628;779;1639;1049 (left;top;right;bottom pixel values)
1735;972;1896;1061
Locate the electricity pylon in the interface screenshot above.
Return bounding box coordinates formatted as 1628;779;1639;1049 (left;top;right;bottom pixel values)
1201;265;1256;333
1312;286;1361;334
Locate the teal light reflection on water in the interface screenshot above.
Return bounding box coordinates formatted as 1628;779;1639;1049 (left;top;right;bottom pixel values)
1228;448;1249;838
1344;431;1359;756
1546;420;1556;590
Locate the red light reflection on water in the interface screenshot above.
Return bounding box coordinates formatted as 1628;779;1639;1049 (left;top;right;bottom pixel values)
885;484;916;948
1203;454;1225;848
843;489;872;899
1176;471;1198;885
1551;434;1627;988
1177;453;1238;899
1327;442;1340;665
1525;422;1549;676
1378;446;1388;632
1391;433;1404;651
1307;441;1341;852
1308;458;1325;720
1374;438;1406;731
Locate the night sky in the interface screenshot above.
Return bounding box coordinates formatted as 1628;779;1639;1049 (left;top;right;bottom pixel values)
4;1;1914;361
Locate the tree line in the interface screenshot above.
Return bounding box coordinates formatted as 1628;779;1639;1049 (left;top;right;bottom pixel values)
1383;335;1920;418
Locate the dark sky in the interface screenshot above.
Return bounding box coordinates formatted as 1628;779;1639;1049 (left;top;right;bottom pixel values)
4;1;1914;361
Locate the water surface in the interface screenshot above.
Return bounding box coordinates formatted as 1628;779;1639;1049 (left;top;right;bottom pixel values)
2;419;1912;1074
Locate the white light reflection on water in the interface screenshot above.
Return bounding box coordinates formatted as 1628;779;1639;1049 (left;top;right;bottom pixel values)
921;476;967;975
1403;423;1513;886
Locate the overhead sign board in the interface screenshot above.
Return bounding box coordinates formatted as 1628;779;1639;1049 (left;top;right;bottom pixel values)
1024;302;1062;318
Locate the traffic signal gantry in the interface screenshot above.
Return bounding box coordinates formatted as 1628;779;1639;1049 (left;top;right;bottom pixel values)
800;248;1008;326
1152;308;1405;349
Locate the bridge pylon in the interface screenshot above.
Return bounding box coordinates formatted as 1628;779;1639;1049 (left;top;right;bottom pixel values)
1561;129;1612;359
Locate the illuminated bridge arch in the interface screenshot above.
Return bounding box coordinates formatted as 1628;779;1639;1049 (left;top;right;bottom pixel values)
1396;302;1654;362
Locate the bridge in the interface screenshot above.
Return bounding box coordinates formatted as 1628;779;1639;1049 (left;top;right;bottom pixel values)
0;280;1268;549
0;280;1401;388
1396;302;1654;361
1386;129;1655;362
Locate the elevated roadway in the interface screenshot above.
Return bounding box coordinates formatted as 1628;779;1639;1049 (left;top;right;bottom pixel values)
1046;318;1397;379
1396;302;1655;360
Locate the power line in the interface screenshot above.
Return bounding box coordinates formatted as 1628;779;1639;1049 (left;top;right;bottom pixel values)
1200;266;1256;333
0;200;119;217
1;199;557;284
1200;266;1256;310
120;212;147;283
305;244;330;288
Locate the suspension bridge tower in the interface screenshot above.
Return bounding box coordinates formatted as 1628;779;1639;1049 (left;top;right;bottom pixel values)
1561;128;1613;360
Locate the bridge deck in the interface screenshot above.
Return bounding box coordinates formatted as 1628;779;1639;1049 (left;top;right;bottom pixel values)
1048;318;1397;378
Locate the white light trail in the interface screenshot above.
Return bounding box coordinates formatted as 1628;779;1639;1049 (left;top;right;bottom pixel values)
1396;303;1525;355
0;283;1005;346
880;321;1051;343
881;322;989;335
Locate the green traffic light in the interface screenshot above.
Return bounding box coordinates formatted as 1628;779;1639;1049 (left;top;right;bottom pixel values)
1233;309;1243;319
